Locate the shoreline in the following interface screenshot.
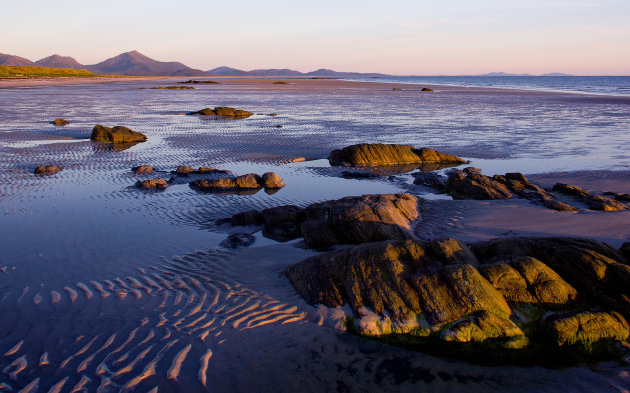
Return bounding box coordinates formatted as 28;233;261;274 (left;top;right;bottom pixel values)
1;75;629;100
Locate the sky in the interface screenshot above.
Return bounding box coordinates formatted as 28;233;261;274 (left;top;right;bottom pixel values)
2;0;629;75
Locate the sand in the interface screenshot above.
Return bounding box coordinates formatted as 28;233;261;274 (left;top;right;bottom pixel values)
0;77;629;392
0;76;170;89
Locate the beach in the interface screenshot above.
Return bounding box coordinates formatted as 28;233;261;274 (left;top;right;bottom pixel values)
0;77;629;392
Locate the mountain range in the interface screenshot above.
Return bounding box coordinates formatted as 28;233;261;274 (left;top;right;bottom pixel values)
0;50;387;77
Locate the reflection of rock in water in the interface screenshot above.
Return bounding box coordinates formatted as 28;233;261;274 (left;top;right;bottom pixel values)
91;141;142;152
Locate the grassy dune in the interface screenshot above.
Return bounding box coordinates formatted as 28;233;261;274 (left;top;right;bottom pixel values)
0;66;97;78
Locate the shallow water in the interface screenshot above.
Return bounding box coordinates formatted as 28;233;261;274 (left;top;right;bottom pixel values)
0;80;629;392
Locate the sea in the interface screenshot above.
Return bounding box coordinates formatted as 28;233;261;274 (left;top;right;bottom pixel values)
348;75;630;96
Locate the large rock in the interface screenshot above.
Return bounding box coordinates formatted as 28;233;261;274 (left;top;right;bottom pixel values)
546;311;629;346
328;144;466;167
91;125;147;144
300;194;419;248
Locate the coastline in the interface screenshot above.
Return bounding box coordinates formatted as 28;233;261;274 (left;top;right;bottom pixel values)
0;75;172;89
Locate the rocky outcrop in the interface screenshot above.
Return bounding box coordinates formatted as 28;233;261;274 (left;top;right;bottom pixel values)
34;165;63;175
91;125;147;144
553;183;628;211
132;165;153;174
190;172;283;192
445;169;578;212
51;118;70;126
136;178;168;190
178;80;220;84
328;144;466;167
187;107;252;118
286;236;630;362
300;194;419;248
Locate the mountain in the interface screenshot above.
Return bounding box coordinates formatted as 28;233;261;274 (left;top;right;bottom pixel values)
36;54;84;69
247;68;303;76
541;72;573;77
85;50;206;76
479;72;533;77
0;53;37;67
206;66;249;76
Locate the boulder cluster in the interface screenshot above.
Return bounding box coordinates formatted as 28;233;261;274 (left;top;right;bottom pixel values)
190;172;285;192
187;107;253;118
34;164;63;175
285;236;630;363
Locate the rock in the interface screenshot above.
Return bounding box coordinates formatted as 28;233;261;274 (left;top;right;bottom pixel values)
132;165;153;174
51;118;70;126
272;81;288;84
174;166;195;175
421;87;434;92
328;144;466;167
447;169;513;199
187;107;252;118
412;172;445;188
150;86;194;90
546;311;629;346
300;193;419;248
261;172;285;189
440;310;525;343
261;205;304;242
392;88;402;91
553;183;628;211
471;237;630;317
412;264;512;326
34;165;63;175
604;192;630;202
479;256;578;305
235;174;263;189
91;125;147;144
621;242;630;261
136;178;168;190
190;178;238;190
220;232;256;249
505;172;528;182
231;210;263;226
178;80;220;84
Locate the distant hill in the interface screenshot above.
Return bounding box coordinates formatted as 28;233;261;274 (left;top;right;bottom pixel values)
479;72;533;77
36;54;84;69
0;50;387;77
0;53;36;67
85;50;207;76
541;72;573;77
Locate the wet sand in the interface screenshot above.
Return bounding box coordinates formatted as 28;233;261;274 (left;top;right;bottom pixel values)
0;76;169;89
0;78;629;392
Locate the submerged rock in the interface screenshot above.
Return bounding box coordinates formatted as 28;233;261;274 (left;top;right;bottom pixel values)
220;232;256;249
300;193;419;248
51;118;70;126
328;144;466;167
91;125;147;144
136;178;168;190
230;210;263;226
261;205;304;242
34;165;63;175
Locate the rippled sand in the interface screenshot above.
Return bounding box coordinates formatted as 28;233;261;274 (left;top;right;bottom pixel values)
0;78;629;392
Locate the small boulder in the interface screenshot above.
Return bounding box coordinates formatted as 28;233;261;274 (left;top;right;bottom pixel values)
136;178;168;190
546;311;630;346
174;166;195;175
51;118;70;126
34;165;63;175
91;125;147;144
235;174;263;189
133;165;153;174
220;232;256;249
421;87;434;92
262;172;285;189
